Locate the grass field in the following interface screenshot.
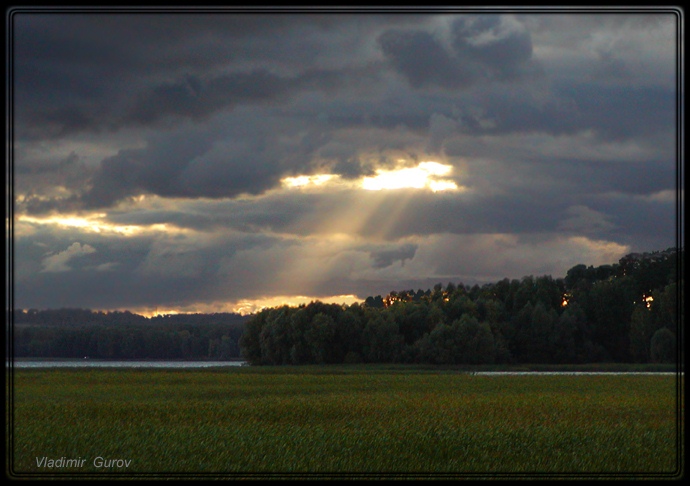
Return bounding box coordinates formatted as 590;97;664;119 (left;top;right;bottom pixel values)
6;366;684;479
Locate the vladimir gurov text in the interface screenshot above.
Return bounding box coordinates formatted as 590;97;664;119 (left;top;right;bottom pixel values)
36;456;131;468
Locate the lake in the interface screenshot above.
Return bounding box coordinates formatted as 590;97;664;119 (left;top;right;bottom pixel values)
6;360;679;374
8;359;247;368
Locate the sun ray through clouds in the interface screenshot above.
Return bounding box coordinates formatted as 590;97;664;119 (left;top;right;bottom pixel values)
260;160;467;303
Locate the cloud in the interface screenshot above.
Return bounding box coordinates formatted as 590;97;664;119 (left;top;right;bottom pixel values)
378;14;538;90
558;205;617;234
12;14;382;140
427;113;461;153
124;68;346;128
379;29;474;89
40;242;96;273
11;11;679;313
450;15;535;81
369;243;418;268
77;115;290;208
403;233;630;283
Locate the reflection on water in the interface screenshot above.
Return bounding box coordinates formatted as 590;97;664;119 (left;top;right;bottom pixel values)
8;360;247;368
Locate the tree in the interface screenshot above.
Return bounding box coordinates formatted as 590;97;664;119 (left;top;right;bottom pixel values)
564;264;589;290
478;298;507;326
651;282;678;332
334;305;365;362
530;302;558;363
427;303;446;330
420;323;458;365
446;294;478;322
240;309;269;365
217;335;236;360
177;330;191;358
364;295;385;308
552;308;578;363
513;276;535;312
534;275;563;312
454;315;496;365
629;304;654;363
259;306;293;365
361;314;403;363
512;302;556;363
650;328;676;363
415;315;496;365
95;328;119;359
587;276;636;362
121;330;144;359
286;308;312;365
305;313;337;364
395;301;432;345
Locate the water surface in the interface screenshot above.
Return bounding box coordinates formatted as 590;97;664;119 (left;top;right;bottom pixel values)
7;360;679;374
8;359;246;368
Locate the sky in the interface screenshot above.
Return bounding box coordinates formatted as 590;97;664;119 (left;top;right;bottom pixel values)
9;8;682;316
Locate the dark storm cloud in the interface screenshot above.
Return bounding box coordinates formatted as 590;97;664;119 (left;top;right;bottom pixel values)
15;150;95;198
450;15;535;81
460;150;675;200
15;151;80;176
588;193;677;243
15;268;220;311
552;82;676;141
13;220;293;310
80;124;220;208
113;197;310;235
435;80;675;142
379;29;475;89
124;71;287;125
367;183;667;249
562;158;676;196
369;243;418;268
124;67;348;127
351;192;566;240
12;13;371;139
378;14;538;90
76;107;335;208
14;228;149;287
15;150;97;215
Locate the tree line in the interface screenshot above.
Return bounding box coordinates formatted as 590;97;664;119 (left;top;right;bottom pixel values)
239;248;682;366
11;311;247;360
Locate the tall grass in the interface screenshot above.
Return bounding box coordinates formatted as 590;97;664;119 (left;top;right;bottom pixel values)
7;367;682;478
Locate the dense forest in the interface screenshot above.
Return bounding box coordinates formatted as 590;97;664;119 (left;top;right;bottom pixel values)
240;248;682;366
9;247;682;365
11;310;247;360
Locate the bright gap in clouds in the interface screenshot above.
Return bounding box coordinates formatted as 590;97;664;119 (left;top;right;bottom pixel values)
281;161;459;192
17;214;184;236
362;161;458;192
282;174;338;188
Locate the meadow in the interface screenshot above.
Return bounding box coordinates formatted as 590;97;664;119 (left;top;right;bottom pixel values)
7;366;683;479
